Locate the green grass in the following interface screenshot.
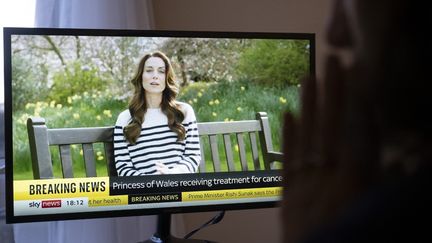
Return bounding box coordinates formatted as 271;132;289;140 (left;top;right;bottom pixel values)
12;81;298;180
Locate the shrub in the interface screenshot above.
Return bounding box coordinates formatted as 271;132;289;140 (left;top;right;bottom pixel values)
49;61;110;104
236;40;310;87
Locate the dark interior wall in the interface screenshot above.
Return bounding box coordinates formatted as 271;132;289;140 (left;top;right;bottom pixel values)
152;0;332;78
151;1;332;242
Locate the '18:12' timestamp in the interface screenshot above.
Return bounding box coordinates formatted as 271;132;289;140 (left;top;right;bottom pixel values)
65;199;85;206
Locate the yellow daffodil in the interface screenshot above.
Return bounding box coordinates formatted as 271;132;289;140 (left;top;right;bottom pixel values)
25;103;35;110
103;110;112;117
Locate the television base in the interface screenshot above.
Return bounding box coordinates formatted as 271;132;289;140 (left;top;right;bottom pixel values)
138;213;217;243
140;234;216;243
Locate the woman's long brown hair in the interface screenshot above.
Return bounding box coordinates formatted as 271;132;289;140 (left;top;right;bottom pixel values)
123;51;185;144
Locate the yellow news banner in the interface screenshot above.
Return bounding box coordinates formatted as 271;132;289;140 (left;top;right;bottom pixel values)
14;177;110;200
14;177;281;205
182;187;282;201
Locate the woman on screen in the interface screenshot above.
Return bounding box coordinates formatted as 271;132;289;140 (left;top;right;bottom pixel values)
114;51;201;176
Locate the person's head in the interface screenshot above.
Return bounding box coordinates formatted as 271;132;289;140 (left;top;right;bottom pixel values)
125;51;185;144
281;2;430;242
131;51;178;104
326;0;431;171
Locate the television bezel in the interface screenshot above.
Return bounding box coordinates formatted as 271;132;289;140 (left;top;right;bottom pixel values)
4;27;315;223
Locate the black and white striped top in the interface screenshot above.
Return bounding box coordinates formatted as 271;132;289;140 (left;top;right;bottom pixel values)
114;102;201;176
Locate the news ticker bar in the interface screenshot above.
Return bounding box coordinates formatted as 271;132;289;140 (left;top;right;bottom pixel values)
14;170;282;201
88;187;283;206
14;187;282;216
129;187;282;204
18;187;282;208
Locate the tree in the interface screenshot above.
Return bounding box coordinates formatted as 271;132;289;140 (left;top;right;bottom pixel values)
11;55;49;111
160;38;249;86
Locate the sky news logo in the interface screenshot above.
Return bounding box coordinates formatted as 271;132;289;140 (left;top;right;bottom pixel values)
28;200;62;208
42;200;62;208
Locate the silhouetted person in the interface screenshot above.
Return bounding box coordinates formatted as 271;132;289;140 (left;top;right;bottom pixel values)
282;0;431;242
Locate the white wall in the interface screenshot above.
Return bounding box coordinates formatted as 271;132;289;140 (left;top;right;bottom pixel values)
151;1;333;242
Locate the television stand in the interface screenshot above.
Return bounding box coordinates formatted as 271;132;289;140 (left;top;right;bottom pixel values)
139;213;217;243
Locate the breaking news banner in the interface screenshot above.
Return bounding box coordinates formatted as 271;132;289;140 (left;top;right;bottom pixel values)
13;171;282;216
109;171;282;195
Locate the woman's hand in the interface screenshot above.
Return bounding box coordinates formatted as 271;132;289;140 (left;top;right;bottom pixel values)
155;162;189;174
155;162;169;174
282;55;373;242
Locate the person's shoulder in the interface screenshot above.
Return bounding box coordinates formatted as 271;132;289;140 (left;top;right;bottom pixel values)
177;101;195;114
116;109;132;126
176;101;196;121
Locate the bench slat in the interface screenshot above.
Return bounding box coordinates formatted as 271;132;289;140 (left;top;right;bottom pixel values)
48;127;113;145
237;133;248;171
59;145;73;178
223;134;235;171
198;121;261;135
209;135;220;172
199;137;207;173
82;143;96;177
249;132;261;170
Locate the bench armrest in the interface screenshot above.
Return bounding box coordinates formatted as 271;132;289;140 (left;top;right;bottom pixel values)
267;151;283;162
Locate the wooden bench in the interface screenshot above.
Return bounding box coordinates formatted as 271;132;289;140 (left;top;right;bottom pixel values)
27;112;283;179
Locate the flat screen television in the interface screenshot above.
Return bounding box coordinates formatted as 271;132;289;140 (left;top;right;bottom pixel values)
3;27;314;237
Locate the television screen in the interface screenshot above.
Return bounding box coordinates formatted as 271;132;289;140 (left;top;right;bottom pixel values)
4;28;315;223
